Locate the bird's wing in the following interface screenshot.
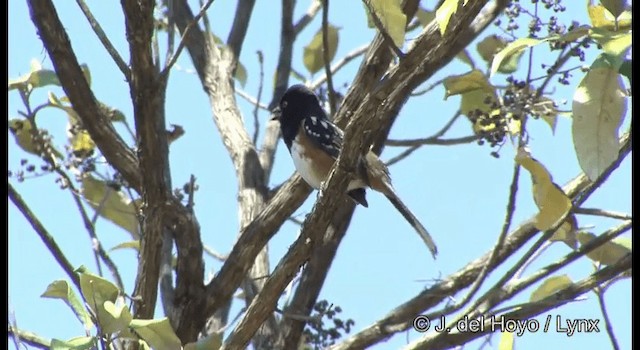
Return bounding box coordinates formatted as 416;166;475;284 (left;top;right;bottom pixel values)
301;116;344;159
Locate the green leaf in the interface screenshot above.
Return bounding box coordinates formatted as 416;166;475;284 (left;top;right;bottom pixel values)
80;174;140;238
41;280;94;331
618;59;631;86
443;69;494;97
456;49;474;67
8;59;61;91
50;336;97;350
600;0;627;18
490;37;546;77
589;29;631;67
366;0;407;48
572;60;627;181
415;7;435;27
8;118;63;159
78;271;120;330
102;300;133;334
130;318;182;350
303;25;340;74
477;35;524;74
530;275;573;302
577;232;631;265
443;70;498;122
111;240;140;252
516;148;572;231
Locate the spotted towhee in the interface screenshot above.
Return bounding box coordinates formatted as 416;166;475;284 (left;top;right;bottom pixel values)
272;84;438;258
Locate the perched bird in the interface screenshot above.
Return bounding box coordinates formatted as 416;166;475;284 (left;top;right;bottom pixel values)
272;84;438;258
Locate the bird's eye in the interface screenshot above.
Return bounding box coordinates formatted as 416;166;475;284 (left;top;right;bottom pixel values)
281;101;288;109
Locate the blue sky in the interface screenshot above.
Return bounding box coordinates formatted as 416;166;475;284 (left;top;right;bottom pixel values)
8;1;631;349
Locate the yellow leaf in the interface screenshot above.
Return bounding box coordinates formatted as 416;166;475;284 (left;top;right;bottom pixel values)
531;97;560;134
558;25;591;43
303;25;340;74
498;330;514;350
367;0;407;48
588;4;631;30
549;215;578;249
572;65;627;181
81;174;140;238
443;70;494;97
436;0;462;36
516;148;572;231
8;118;63;159
577;232;631;265
490;38;546;77
477;35;524;74
589;29;632;61
530;275;573;302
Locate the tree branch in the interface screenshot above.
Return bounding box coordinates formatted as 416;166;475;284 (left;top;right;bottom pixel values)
574;207;632;221
404;253;630;349
121;0;173;323
27;0;141;191
75;0;130;80
226;0;256;62
362;0;404;58
328;132;630;349
9;184;79;289
7;325;50;350
322;0;337;114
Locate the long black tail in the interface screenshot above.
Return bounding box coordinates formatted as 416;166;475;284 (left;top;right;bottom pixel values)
384;190;438;259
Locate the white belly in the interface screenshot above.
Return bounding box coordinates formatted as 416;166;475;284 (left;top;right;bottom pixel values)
291;141;323;189
290;140;367;192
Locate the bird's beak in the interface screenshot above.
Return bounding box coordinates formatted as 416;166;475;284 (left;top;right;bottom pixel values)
271;106;281;121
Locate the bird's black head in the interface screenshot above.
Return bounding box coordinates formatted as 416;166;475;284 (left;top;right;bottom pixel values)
272;84;327;146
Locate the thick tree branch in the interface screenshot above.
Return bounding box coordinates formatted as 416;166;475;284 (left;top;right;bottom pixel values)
258;0;296;183
121;0;171;321
27;0;141;191
226;0;256;62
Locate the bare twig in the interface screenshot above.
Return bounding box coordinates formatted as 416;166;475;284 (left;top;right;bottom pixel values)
293;0;322;35
252;51;265;145
574;207;632;221
9;183;79;289
595;283;621;350
203;245;228;262
236;89;270;111
310;44;369;89
386;134;480;147
322;0;337;114
162;0;215;76
425;160;521;345
75;0;130;80
410;77;446;96
362;0;404;58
